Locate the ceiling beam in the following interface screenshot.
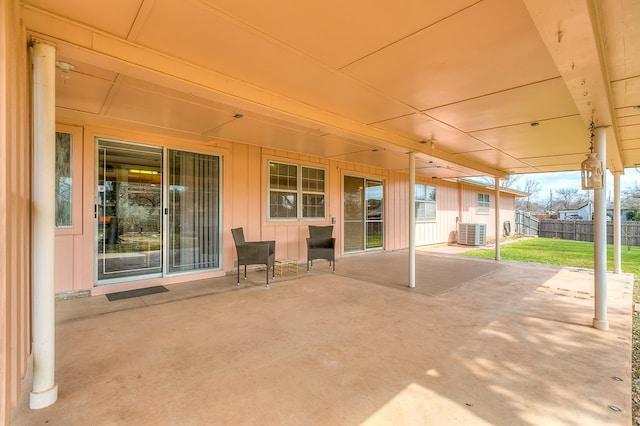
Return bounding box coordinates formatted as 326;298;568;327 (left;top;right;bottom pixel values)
522;0;624;172
22;4;509;178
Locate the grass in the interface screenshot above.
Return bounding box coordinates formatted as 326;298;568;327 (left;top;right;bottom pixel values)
462;237;640;423
461;237;640;276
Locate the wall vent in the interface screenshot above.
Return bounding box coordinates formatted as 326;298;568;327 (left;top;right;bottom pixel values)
458;223;486;246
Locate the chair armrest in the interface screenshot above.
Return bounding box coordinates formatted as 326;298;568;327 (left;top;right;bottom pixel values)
245;240;275;255
307;237;335;249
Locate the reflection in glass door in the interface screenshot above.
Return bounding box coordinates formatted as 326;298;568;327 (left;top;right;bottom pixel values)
344;176;364;252
97;141;163;282
343;176;384;253
366;180;384;249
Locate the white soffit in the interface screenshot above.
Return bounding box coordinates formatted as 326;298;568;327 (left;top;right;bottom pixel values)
23;0;640;176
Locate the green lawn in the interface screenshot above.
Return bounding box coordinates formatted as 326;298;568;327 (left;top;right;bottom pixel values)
461;237;640;276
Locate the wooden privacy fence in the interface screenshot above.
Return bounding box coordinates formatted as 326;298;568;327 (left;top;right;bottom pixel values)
539;220;640;246
515;211;539;236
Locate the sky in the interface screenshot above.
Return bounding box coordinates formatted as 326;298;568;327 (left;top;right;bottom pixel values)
513;168;640;203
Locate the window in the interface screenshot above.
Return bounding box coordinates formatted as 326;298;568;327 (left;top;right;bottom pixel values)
55;126;82;235
55;131;73;227
478;193;490;213
415;184;436;220
269;161;325;220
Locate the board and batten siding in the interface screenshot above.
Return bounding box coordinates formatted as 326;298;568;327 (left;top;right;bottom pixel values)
51;129;521;298
1;2;31;421
414;179;460;246
459;182;516;239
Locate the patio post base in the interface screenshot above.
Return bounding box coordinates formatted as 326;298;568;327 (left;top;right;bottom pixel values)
592;318;609;331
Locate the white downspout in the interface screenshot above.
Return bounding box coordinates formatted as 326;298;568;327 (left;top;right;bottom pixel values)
613;171;621;274
30;41;58;408
495;177;501;261
593;127;608;331
409;152;416;288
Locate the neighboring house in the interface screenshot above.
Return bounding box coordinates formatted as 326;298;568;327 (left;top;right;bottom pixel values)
558;202;636;221
558;203;593;220
606;204;637;221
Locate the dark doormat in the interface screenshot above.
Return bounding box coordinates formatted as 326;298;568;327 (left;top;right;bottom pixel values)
106;285;169;301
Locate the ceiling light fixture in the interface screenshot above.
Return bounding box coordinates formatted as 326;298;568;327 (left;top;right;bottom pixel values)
55;61;75;84
204;112;245;137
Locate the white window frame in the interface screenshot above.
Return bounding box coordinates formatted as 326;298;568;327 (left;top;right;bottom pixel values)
268;161;326;220
55;125;83;235
478;193;490;213
415;183;436;221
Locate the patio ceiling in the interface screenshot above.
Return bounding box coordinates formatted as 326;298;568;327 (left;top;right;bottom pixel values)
21;0;640;179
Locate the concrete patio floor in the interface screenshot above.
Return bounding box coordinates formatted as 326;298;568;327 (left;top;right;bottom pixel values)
11;249;634;425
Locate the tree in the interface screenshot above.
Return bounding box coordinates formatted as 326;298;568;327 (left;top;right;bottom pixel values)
522;178;541;197
500;175;521;189
516;178;542;211
554;188;588;210
622;182;640;211
470;175;520;188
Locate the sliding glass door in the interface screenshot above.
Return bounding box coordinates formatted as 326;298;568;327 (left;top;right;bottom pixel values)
343;175;384;253
97;141;163;281
365;180;384;249
168;150;220;273
96;139;221;284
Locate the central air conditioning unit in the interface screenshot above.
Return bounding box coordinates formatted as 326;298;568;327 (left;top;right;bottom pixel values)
458;223;486;246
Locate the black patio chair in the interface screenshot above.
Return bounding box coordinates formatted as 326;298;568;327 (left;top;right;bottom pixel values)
306;225;336;272
231;227;275;287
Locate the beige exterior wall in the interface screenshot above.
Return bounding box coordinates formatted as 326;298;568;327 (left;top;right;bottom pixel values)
51;129;520;298
458;181;517;240
1;0;31;422
418;178;515;247
53;125;84;294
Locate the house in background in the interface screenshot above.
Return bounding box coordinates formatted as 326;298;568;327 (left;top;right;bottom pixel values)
607;203;638;221
558;203;593;220
558;202;636;221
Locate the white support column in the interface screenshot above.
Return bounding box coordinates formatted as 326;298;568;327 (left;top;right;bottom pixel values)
613;171;622;274
409;152;416;288
494;177;501;261
30;41;58;409
593;127;608;331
